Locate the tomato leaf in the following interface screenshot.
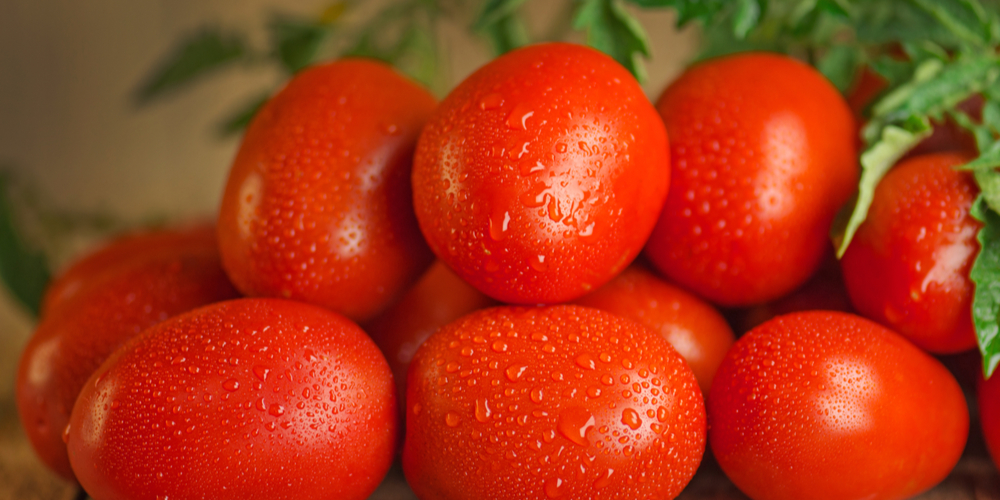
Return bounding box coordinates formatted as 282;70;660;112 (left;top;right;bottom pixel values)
217;92;272;137
0;172;50;317
474;0;529;31
574;0;651;82
733;0;765;38
135;27;250;104
834;119;933;257
268;14;332;74
817;44;862;92
625;0;728;29
476;6;530;56
971;195;1000;378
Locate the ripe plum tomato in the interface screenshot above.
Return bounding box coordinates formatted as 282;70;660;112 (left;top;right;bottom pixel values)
977;371;1000;471
366;260;497;405
709;311;968;500
40;222;217;317
412;43;670;304
840;152;980;353
16;229;239;480
573;265;734;394
645;52;857;306
218;59;436;323
403;305;705;500
66;298;397;500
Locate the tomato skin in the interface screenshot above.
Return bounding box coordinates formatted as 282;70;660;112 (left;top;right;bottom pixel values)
15;229;239;480
645;52;857;306
840;153;979;353
218;59;436;323
709;311;968;500
366;260;497;404
40;222;218;317
403;305;705;500
573;265;734;394
412;43;670;304
978;371;1000;471
66;298;397;500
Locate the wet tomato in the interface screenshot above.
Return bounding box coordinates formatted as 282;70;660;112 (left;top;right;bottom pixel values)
645;52;857;306
412;43;670;304
573;264;735;394
840;152;980;353
66;298;397;500
15;226;239;480
218;59;436;323
403;305;705;500
709;311;968;500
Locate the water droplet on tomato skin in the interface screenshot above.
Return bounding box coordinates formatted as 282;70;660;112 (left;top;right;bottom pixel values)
557;407;595;447
545;477;566;498
445;412;461;427
480;93;505;110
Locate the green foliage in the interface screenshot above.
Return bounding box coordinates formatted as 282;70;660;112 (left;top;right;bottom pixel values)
0;173;49;317
134;28;249;104
269;14;333;74
474;0;530;55
574;0;652;82
972;197;1000;377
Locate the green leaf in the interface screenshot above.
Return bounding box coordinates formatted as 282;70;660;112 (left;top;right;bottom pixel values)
817;45;862;92
0;173;50;317
910;0;991;47
574;0;652;82
834;120;933;256
135;28;249;104
625;0;728;29
269;14;332;74
217;92;271;137
473;0;529;30
975;165;1000;216
480;12;530;56
971;196;1000;377
733;0;764;38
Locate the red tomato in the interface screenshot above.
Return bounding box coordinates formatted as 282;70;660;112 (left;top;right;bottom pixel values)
978;371;1000;471
709;311;968;500
645;52;858;306
573;264;734;394
40;222;217;317
218;59;436;323
15;228;239;480
366;260;497;405
403;305;705;500
66;298;396;500
412;43;670;304
840;152;980;353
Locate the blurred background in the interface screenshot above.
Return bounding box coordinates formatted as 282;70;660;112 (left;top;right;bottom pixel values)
0;1;696;497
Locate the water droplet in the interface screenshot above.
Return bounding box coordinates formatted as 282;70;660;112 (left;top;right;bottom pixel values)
475;399;492;422
252;365;270;382
505;365;527;381
506;103;534;130
446;362;460;373
594;468;615;489
492;341;509;353
558;407;595;447
61;423;71;444
489;211;512;241
530;387;544;404
586;387;602;398
555;142;567;153
379;122;400;135
256;398;267;411
222;379;240;392
445;412;461;427
621;408;642;431
530;254;549;272
460;347;474;357
575;354;596;370
110;400;120;410
412;403;422;416
545;477;565;498
541;343;556;354
599;353;612;364
268;404;285;417
479;93;504;110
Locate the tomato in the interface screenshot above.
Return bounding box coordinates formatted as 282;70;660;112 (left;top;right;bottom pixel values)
66;298;397;500
412;42;670;304
978;370;1000;472
218;59;436;323
40;222;217;317
840;152;980;353
573;264;734;394
15;227;239;480
366;260;497;405
644;52;858;306
709;311;968;500
403;305;705;500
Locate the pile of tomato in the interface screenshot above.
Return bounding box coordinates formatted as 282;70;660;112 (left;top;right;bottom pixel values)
14;42;991;500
